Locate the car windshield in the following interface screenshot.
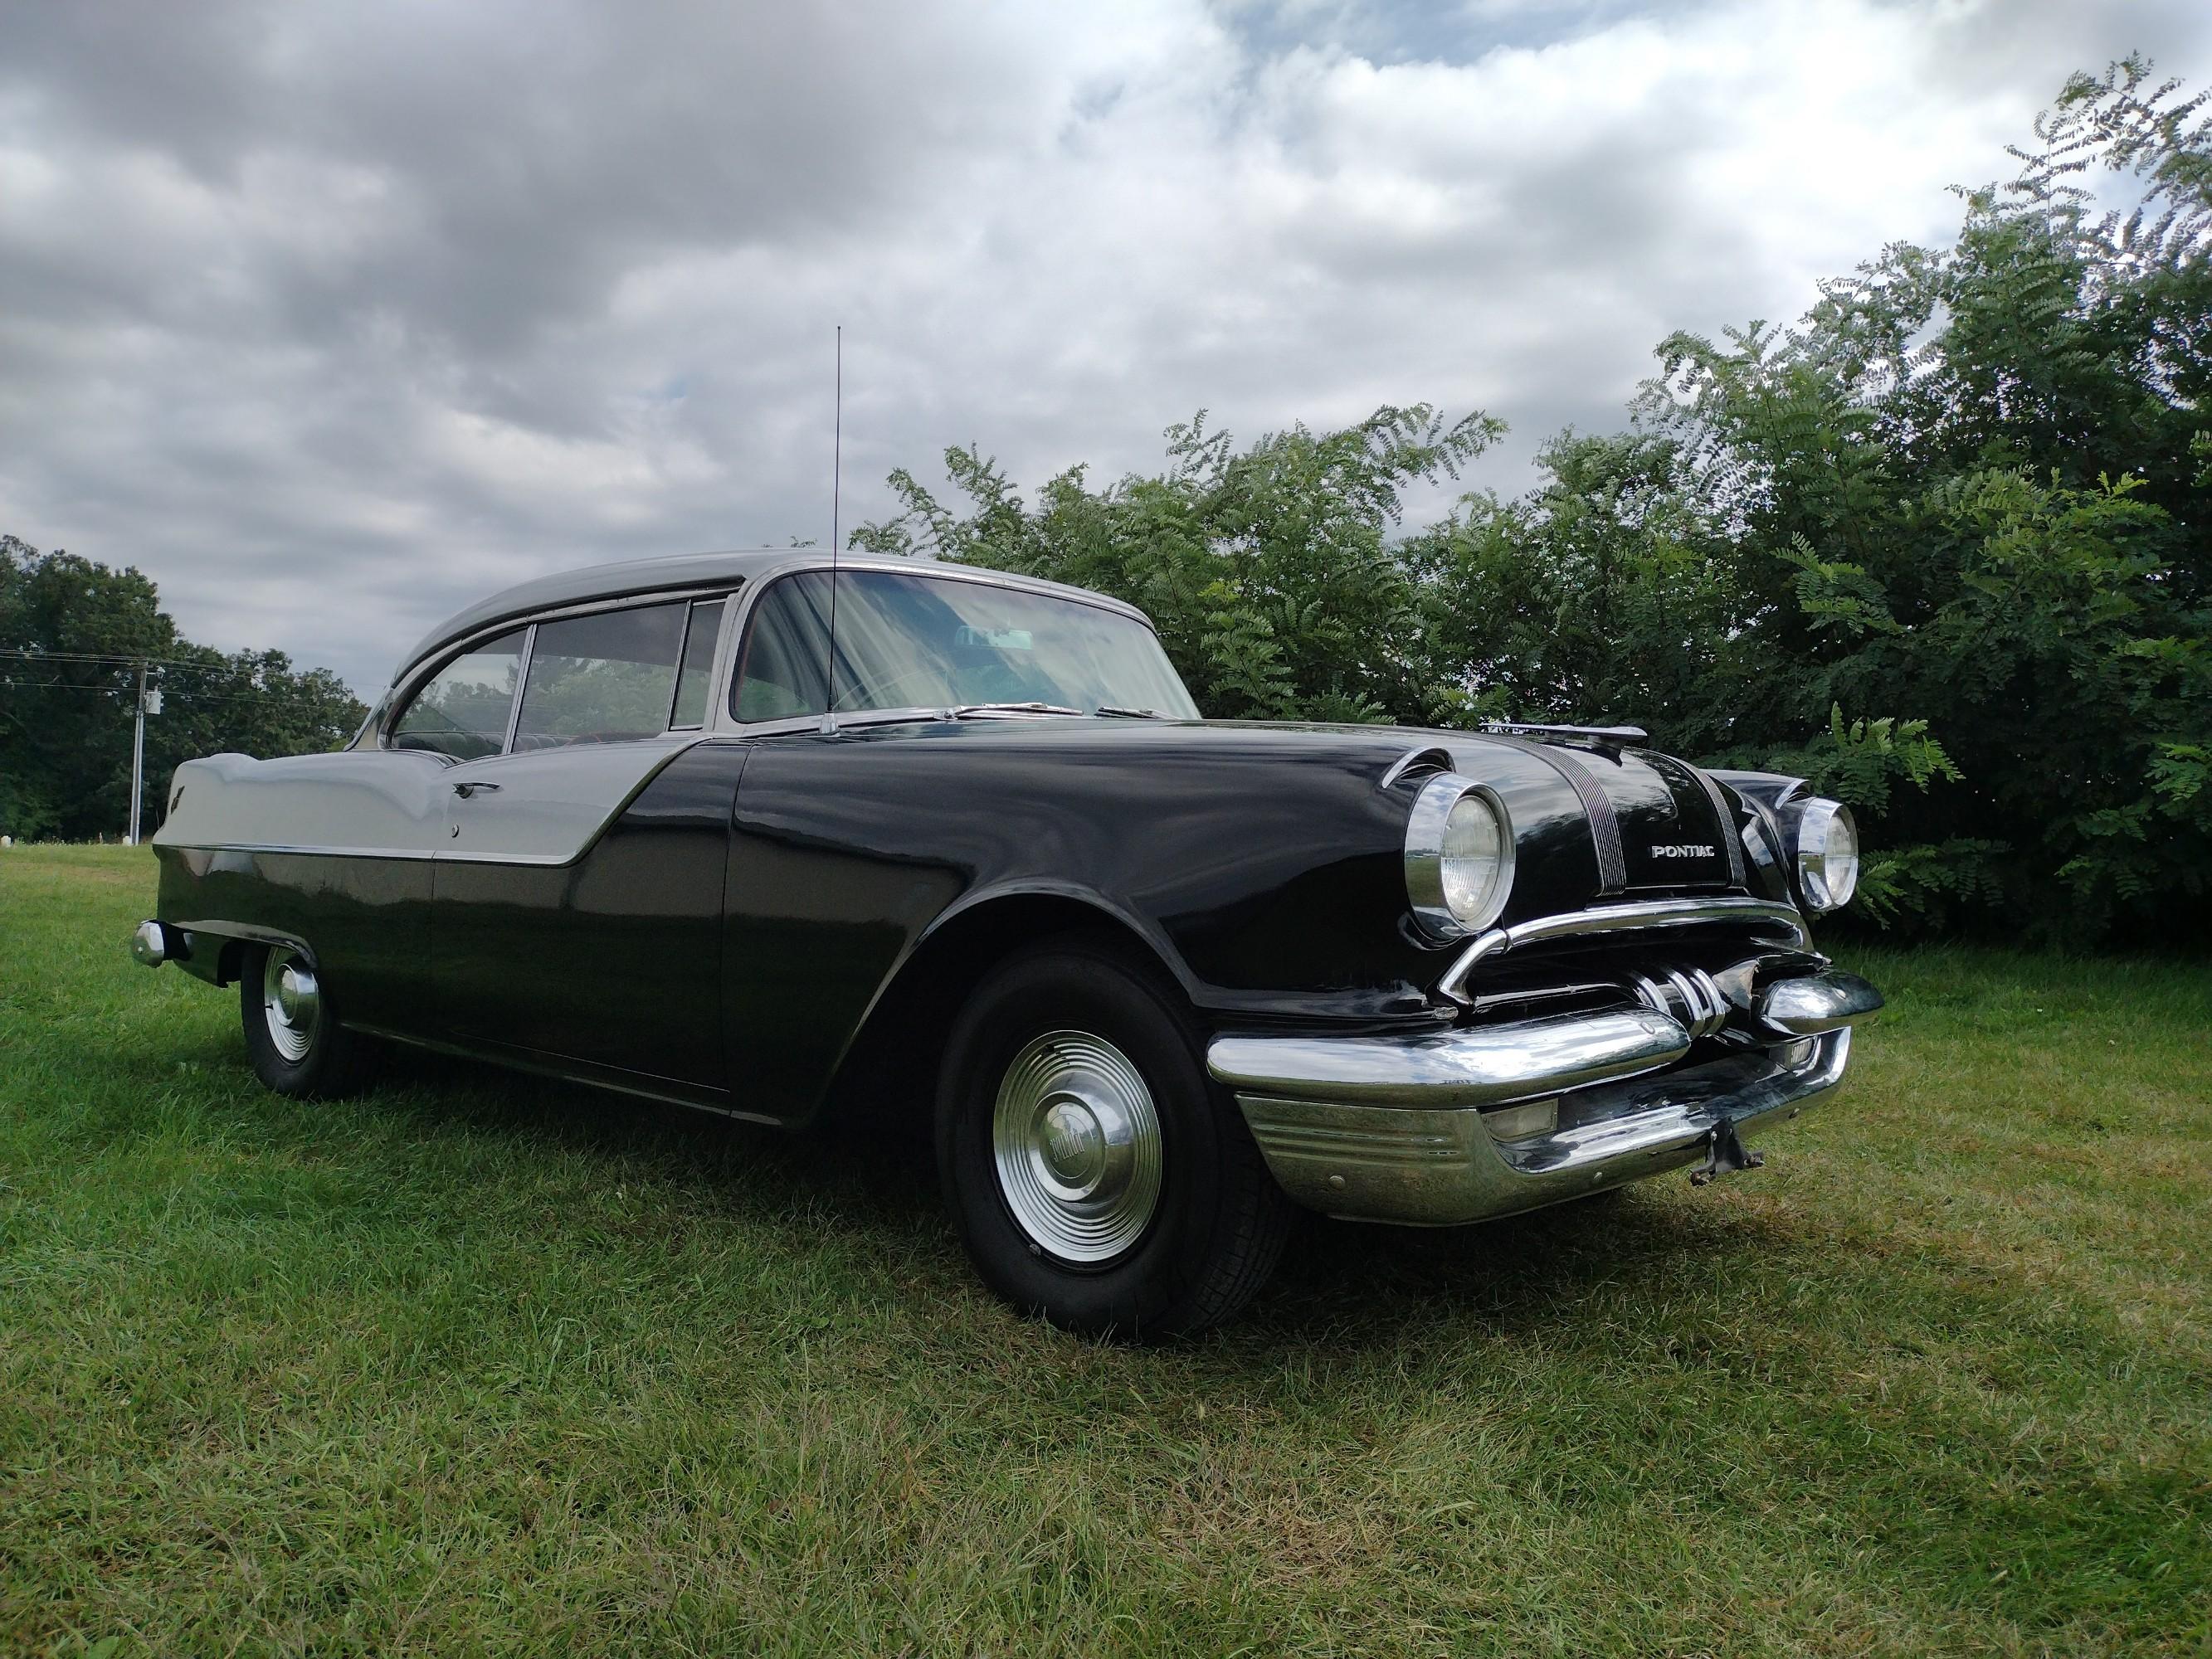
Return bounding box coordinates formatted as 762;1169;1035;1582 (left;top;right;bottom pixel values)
733;570;1201;722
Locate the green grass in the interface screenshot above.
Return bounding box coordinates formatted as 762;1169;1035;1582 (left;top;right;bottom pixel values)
2;844;2207;1657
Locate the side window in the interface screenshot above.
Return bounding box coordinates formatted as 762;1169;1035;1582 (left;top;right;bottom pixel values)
668;598;727;729
733;576;829;722
513;601;689;749
388;629;526;759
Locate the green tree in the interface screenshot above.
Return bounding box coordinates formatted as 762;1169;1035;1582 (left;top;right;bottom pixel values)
0;535;367;841
853;406;1503;724
860;60;2210;941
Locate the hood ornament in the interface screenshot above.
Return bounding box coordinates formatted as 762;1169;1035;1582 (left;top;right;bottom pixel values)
1482;720;1648;758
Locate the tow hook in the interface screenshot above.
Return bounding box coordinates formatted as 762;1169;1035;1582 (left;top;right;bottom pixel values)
1689;1115;1764;1186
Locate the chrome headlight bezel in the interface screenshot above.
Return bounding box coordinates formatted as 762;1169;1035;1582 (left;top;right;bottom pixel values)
1404;772;1517;941
1793;797;1859;913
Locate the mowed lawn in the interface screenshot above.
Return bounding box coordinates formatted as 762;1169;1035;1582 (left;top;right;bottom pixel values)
1;846;2206;1657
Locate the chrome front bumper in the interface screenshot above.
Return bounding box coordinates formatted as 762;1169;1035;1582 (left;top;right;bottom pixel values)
1207;970;1879;1225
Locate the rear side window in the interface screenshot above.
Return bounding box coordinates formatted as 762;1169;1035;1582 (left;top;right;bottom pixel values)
668;598;727;729
513;601;688;749
389;628;526;759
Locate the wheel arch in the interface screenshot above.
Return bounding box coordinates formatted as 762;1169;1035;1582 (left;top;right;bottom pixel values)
814;884;1197;1134
178;925;317;989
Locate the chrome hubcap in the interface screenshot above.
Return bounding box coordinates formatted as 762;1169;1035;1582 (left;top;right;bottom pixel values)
992;1029;1162;1263
261;946;319;1063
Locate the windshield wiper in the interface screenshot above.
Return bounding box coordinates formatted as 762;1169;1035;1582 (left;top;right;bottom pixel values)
1093;705;1167;719
947;702;1084;719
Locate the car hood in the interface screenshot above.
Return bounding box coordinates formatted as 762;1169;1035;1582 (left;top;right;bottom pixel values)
1221;718;1746;900
831;713;1755;918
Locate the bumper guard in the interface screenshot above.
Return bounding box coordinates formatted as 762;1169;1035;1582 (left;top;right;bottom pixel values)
1208;969;1879;1225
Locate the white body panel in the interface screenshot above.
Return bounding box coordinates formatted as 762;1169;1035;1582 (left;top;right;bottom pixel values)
156;751;453;859
154;739;702;867
443;738;701;863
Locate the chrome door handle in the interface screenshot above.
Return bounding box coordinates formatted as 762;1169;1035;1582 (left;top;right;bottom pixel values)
452;781;502;798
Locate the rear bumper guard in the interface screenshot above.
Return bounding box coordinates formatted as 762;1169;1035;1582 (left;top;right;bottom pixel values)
1207;969;1878;1225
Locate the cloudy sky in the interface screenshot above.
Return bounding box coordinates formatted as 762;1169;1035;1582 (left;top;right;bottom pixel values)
4;0;2209;695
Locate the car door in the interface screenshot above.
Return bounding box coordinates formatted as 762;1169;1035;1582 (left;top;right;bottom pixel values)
430;595;740;1092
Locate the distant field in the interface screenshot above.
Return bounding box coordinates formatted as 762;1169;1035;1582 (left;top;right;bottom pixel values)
2;844;2206;1656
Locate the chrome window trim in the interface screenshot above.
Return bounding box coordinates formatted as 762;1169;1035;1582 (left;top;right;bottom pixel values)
499;622;537;755
379;620;534;761
375;555;1180;751
378;587;737;754
665;596;728;732
1435;897;1812;1006
406;550;1152;678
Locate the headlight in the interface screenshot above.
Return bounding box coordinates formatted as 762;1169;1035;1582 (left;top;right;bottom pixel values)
1405;773;1515;938
1794;798;1859;912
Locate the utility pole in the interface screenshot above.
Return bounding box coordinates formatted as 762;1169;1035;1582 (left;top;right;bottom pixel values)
127;661;149;845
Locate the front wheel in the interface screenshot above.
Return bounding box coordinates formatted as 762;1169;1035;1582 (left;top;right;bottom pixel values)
238;941;381;1098
935;939;1293;1339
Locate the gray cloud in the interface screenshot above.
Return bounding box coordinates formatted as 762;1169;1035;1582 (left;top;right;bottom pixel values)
2;0;2208;694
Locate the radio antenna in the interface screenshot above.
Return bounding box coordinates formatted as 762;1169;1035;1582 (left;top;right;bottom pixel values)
821;324;844;732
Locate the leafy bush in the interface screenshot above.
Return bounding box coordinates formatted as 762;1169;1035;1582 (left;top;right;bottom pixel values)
861;60;2211;942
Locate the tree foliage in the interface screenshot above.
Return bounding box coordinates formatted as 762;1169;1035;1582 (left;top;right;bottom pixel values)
860;60;2211;941
0;535;367;840
853;405;1504;727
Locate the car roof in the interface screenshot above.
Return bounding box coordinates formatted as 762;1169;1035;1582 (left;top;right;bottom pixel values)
392;549;1152;687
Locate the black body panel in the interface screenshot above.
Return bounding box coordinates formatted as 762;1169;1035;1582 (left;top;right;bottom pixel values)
714;718;1766;1124
156;846;434;1031
432;745;743;1091
156;715;1789;1131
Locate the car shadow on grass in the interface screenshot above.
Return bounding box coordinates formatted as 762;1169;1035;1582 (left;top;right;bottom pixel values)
182;1032;1830;1352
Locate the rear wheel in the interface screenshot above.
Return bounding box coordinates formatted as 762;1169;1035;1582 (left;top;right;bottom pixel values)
238;941;380;1098
935;938;1293;1339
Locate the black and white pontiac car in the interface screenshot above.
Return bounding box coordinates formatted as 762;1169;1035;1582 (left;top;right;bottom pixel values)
136;550;1881;1335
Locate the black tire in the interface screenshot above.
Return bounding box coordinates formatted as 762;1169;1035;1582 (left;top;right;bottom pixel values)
238;941;381;1099
935;937;1293;1340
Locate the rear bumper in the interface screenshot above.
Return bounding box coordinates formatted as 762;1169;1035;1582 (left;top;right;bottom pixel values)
1207;969;1878;1225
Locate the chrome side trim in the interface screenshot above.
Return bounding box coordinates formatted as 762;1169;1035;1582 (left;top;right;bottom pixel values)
1237;1030;1851;1225
1379;744;1453;792
158;842;665;868
164;842;441;862
1435;898;1811;1005
348;1022;784;1129
1758;970;1883;1035
1207;1006;1690;1109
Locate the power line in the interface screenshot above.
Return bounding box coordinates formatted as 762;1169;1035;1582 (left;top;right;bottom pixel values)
0;647;243;672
